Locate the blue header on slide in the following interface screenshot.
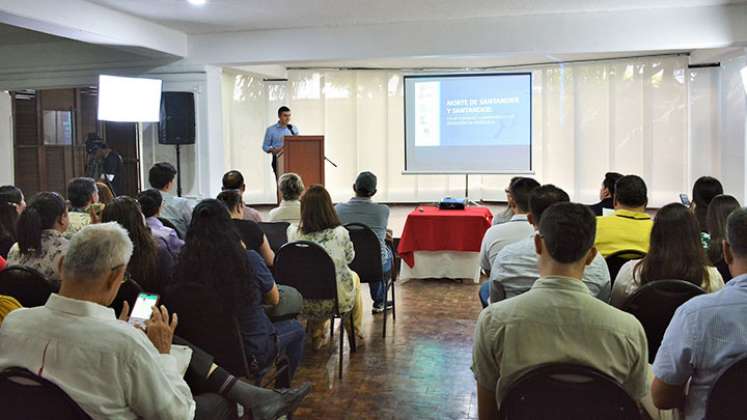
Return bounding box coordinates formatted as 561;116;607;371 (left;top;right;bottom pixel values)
439;75;531;147
403;72;533;173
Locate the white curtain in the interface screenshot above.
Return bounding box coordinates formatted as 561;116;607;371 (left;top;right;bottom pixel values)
222;55;743;206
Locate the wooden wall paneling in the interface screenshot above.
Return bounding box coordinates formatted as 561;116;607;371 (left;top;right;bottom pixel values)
40;89;75;111
44;147;67;195
104;122;139;197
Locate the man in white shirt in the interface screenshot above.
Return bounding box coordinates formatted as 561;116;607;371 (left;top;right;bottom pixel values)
480;177;539;272
0;223;310;420
487;185;611;304
149;162;194;238
478;178;539;307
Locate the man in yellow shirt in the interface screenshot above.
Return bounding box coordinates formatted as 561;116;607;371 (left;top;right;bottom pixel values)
595;175;653;257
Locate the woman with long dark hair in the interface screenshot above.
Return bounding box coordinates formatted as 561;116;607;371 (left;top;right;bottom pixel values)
102;196;173;294
0;186;26;258
706;194;741;282
692;176;723;235
7;192;69;286
216;190;275;267
172;199;305;379
287;185;364;350
610;203;724;307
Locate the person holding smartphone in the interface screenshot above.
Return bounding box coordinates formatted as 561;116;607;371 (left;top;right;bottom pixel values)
0;223;310;420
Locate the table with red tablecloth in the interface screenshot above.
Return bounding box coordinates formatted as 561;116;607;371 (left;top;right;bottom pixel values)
396;206;493;282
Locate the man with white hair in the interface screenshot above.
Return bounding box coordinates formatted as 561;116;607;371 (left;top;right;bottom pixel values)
0;222;310;420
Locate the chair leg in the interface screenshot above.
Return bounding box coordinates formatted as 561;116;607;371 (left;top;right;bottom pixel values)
382;281;389;338
391;279;396;320
329;316;334;344
348;311;357;353
338;316;343;380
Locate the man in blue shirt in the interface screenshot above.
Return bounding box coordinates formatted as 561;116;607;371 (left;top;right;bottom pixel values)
335;171;393;313
652;207;747;420
263;106;299;180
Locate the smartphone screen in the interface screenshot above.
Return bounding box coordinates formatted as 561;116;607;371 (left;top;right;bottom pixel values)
679;193;690;206
129;293;159;327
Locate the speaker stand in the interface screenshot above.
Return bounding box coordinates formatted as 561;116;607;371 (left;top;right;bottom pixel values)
175;144;183;197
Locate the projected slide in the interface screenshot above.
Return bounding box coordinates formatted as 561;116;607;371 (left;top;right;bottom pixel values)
404;73;532;173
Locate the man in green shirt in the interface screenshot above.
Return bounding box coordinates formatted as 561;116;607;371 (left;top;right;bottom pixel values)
472;202;649;418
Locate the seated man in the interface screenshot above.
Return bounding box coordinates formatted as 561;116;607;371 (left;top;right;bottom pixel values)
64;177;100;239
595;174;653;257
589;172;623;216
0;223;310;420
222;170;263;223
472;202;649;419
149;162;193;239
137;188;185;257
485;185;611;305
269;172;304;224
335;171;393;313
479;177;539;273
652;207;747;419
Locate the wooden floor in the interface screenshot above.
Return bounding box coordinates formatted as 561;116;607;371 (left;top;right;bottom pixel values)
292;278;482;420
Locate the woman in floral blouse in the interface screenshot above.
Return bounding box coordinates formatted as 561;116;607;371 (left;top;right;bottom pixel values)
7;192;69;288
287;185;364;350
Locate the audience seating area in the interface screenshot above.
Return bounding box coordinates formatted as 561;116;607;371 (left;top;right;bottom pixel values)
0;168;745;420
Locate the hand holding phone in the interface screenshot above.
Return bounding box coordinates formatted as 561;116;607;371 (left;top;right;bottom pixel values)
129;293;159;328
679;193;690;206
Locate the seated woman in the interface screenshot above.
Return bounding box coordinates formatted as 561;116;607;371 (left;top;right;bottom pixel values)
287;185;364;350
64;177;101;239
172;199;305;380
102;196;174;294
7;192;69;287
217;190;275;267
610;203;724;307
706;194;741;283
137;189;184;258
0;185;26;258
269;173;304;224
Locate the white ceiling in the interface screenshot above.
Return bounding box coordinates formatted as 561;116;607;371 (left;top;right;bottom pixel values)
85;0;747;34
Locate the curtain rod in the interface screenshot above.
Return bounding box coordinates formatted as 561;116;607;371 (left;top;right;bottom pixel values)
286;52;690;72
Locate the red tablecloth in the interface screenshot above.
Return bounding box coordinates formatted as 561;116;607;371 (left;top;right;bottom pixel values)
397;206;493;268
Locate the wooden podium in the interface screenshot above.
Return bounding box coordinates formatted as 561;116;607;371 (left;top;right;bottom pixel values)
277;135;325;186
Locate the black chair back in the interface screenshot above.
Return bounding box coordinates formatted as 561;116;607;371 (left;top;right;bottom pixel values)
621;279;705;363
500;363;640;420
605;250;647;282
274;241;338;302
345;223;383;284
707;357;747;419
164;282;252;378
0;367;92;419
109;278;144;317
259;222;290;253
158;217;181;239
0;266;54;307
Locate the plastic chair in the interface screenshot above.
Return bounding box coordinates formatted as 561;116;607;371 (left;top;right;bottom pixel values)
274;240;356;379
620;279;704;363
345;223;396;338
258;222;290;253
0;367;92;419
706;357;747;419
605;250;647;284
0;266;54;307
163;282;288;388
499;363;641;420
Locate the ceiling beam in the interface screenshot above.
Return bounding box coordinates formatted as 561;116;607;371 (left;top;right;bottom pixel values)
189;4;747;66
0;0;187;57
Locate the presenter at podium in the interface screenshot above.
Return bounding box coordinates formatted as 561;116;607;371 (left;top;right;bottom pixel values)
262;106;300;180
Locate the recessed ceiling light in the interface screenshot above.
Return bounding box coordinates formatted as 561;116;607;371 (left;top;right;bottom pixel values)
187;0;206;5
